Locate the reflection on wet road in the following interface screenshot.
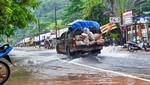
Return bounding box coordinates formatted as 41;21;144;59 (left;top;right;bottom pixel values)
71;46;150;80
5;47;150;85
5;73;150;85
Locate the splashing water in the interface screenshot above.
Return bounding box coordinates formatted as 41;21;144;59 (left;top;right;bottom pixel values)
99;46;131;58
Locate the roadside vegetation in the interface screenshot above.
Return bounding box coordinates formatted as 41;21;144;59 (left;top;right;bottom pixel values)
0;0;149;44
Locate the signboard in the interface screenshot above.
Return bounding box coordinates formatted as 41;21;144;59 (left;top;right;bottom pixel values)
109;17;121;23
123;11;133;24
137;16;150;23
100;23;118;34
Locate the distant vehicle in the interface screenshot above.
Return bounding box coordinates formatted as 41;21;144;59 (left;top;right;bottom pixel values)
56;20;103;57
42;38;57;49
44;39;50;49
33;40;44;46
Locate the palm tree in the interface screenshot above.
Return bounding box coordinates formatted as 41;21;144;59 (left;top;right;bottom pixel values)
113;0;147;17
103;0;115;17
106;0;114;11
133;0;148;15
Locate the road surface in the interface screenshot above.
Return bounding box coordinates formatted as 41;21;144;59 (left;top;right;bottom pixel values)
4;46;150;85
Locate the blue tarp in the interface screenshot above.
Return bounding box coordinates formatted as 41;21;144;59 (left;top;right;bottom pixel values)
68;20;100;32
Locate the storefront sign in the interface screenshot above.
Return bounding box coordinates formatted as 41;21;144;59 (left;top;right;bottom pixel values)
109;17;121;23
137;16;150;23
123;11;133;25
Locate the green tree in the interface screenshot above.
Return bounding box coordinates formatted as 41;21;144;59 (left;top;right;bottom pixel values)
34;0;68;22
65;0;108;25
64;0;84;23
133;0;150;15
107;0;149;24
83;0;108;25
0;35;4;43
12;0;68;43
0;0;39;37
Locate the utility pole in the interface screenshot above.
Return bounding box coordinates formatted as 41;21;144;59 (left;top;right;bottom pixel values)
134;16;137;43
54;2;58;38
37;18;41;48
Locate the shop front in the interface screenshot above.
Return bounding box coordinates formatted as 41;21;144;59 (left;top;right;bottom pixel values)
121;11;150;45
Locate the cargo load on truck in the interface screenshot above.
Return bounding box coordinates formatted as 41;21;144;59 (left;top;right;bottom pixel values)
67;20;104;46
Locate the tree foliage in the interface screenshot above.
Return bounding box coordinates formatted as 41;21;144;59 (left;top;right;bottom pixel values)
83;0;108;25
104;0;149;24
64;0;84;23
133;0;150;15
0;0;39;37
34;0;68;22
64;0;109;25
12;0;69;41
10;0;149;44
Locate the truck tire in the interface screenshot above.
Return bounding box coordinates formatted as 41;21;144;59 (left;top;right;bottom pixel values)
56;45;60;53
91;49;101;56
66;47;74;57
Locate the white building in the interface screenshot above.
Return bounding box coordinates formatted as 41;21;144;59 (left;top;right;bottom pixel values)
18;28;68;44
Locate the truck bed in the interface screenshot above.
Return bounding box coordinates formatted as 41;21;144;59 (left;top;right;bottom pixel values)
70;44;103;52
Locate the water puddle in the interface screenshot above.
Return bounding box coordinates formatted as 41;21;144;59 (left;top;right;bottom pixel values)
5;69;150;85
6;47;150;85
4;68;32;85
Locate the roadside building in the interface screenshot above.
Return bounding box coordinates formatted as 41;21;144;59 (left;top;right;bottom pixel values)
121;11;150;45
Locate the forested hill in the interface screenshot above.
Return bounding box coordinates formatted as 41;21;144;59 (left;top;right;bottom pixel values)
12;0;69;43
34;0;69;22
20;0;69;35
32;0;69;31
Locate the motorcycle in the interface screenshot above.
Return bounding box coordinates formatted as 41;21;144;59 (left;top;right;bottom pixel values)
0;44;14;84
127;37;149;52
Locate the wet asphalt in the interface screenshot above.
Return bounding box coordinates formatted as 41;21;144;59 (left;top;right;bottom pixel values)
4;46;150;85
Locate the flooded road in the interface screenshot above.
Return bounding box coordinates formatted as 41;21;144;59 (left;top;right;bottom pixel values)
75;46;150;79
4;46;150;85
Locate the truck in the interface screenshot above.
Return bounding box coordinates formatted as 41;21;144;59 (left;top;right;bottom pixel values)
56;20;104;57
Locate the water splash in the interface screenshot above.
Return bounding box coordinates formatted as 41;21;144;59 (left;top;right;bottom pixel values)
101;46;124;53
99;46;131;58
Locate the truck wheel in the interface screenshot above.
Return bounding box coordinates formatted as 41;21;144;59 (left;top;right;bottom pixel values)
56;45;60;53
91;49;101;56
66;47;74;58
